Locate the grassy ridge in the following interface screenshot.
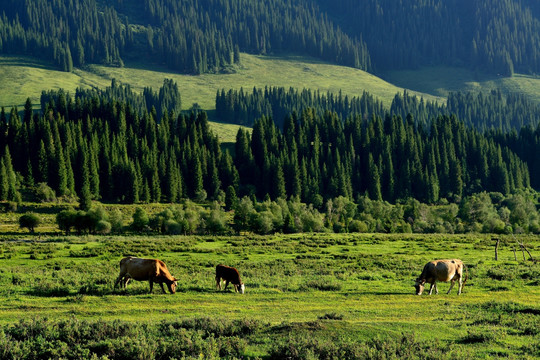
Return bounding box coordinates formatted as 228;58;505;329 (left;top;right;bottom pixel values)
382;66;540;103
0;233;538;358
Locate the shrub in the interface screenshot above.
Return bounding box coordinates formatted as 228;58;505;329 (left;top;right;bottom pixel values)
19;213;41;233
205;206;229;234
348;219;368;233
109;209;126;233
35;182;56;202
95;220;111;235
56;209;77;234
131;208;149;232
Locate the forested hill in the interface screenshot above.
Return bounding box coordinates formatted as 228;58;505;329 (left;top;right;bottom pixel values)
1;0;538;76
0;0;370;73
322;0;540;75
0;88;536;207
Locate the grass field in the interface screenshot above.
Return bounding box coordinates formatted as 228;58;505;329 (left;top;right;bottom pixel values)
382;66;540;103
0;232;538;358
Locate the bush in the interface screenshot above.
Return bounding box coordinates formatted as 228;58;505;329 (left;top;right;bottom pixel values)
348;219;368;233
56;209;77;234
109;209;126;233
95;220;111;235
131;208;149;232
35;182;56;202
19;213;41;233
205;206;229;234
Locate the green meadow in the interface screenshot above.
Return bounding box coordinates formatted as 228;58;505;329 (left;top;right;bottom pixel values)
0;232;538;358
381;66;540;103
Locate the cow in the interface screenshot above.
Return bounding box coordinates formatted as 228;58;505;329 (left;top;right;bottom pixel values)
215;264;245;294
414;259;467;295
114;256;178;294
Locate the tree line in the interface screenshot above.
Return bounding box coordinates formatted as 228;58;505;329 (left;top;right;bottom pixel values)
235;110;530;205
15;190;540;236
216;87;385;128
40;79;181;125
0;83;537;210
216;87;540;132
0;82;235;208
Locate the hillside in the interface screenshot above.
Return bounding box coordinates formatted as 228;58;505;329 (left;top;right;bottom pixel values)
0;53;441;142
2;52;540;141
1;0;539;77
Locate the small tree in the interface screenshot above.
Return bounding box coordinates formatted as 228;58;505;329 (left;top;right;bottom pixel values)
131;207;149;232
225;185;238;211
19;213;41;233
56;209;77;234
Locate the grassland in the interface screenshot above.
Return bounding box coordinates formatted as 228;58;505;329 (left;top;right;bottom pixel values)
0;232;538;358
382;66;540;103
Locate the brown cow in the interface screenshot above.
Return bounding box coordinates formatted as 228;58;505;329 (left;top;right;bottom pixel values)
414;259;467;295
216;264;245;294
114;256;178;294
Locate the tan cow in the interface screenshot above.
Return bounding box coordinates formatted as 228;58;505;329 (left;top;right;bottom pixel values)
216;264;245;294
414;259;467;295
114;256;178;294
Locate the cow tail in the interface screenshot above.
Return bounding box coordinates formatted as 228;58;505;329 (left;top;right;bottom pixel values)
463;263;469;285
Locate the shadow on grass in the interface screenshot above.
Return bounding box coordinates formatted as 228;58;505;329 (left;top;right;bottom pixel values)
0;56;58;71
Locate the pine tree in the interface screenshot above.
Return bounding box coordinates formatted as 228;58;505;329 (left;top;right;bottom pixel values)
0;159;8;201
38;140;49;183
225;185;238;211
3;147;20;203
367;153;382;201
78;157;92;210
54;144;68;196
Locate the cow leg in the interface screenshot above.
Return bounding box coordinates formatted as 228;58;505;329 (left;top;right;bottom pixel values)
428;282;437;295
160;282;166;294
123;277;131;288
447;280;456;294
148;279;154;294
224;280;229;290
457;277;463;295
216;276;221;290
114;272;125;289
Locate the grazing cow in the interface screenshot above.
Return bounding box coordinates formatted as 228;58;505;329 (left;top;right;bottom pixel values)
216;264;245;294
114;256;177;294
414;259;467;295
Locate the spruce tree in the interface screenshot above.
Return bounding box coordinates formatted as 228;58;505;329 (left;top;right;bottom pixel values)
3;147;21;203
0;159;8;201
367;154;382;201
79;161;92;211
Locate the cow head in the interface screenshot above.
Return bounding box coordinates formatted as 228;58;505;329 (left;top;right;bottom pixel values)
235;283;245;294
414;278;425;295
168;278;178;294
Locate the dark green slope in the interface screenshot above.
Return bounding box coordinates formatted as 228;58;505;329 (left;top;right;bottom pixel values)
320;0;540;75
1;0;539;76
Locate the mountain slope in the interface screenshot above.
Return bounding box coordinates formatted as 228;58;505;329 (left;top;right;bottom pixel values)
1;0;539;76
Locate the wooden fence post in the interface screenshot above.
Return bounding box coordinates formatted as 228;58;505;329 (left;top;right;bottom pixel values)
494;238;500;261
